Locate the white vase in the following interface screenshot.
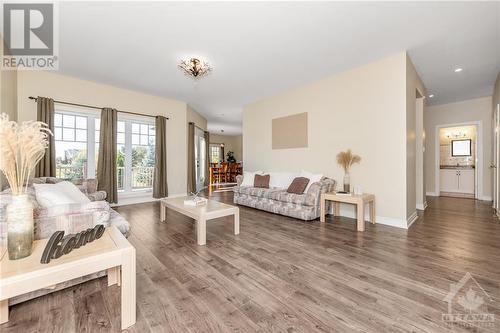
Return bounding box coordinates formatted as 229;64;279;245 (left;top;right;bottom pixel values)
7;194;34;260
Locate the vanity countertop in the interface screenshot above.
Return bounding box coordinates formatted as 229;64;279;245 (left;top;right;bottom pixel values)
440;165;475;170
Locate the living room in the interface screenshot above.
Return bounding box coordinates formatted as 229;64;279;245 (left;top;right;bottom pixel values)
1;1;499;332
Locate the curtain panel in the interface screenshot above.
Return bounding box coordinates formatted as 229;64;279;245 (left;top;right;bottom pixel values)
97;108;118;203
35;97;56;177
187;122;196;193
153;116;168;198
204;131;210;186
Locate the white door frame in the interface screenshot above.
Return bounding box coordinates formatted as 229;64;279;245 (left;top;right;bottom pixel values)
434;121;483;200
194;127;206;191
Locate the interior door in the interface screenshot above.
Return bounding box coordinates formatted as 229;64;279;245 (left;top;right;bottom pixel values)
194;127;206;192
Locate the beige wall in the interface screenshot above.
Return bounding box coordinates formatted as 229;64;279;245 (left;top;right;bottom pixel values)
424;96;493;200
244;52;413;227
0;66;18;189
494;72;500;109
210;134;243;162
187;105;207;130
405;54;427;218
16;71;189;196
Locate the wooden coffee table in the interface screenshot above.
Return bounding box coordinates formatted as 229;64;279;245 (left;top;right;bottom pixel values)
320;192;375;231
0;226;136;330
160;197;240;245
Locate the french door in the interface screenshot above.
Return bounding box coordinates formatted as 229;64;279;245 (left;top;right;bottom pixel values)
194;127;206;192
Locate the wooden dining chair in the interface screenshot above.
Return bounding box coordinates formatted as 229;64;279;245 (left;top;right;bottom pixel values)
219;163;229;183
229;163;238;183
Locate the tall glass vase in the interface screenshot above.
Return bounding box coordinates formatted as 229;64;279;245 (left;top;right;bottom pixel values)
343;173;350;192
7;194;34;260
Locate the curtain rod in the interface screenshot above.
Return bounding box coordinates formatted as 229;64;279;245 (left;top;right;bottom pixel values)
28;96;169;120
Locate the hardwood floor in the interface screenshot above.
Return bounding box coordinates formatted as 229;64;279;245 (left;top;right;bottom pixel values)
1;194;499;332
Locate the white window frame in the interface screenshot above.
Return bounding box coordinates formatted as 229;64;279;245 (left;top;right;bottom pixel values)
54;105;100;178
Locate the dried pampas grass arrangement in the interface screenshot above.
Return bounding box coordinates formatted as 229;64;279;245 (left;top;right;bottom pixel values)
0;113;52;195
336;149;361;173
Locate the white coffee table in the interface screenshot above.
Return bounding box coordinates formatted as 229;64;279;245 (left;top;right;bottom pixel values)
0;226;136;330
160;197;240;245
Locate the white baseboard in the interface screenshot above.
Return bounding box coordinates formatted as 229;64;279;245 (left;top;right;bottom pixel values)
426;192;438;196
407;211;418;228
416;201;428;211
478;196;492;202
338;206;408;229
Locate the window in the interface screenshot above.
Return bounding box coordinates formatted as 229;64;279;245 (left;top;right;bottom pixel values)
209;144;223;163
54;106;155;195
55;112;94;179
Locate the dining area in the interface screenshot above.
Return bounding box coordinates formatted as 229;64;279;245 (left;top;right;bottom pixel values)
209;162;243;184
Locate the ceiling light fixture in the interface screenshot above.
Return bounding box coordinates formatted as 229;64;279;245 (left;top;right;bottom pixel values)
428;94;434;98
454;68;463;73
178;58;212;79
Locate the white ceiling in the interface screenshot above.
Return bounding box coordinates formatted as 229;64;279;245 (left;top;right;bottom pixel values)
58;1;500;135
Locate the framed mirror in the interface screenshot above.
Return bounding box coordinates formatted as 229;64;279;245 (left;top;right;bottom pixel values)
451;139;472;157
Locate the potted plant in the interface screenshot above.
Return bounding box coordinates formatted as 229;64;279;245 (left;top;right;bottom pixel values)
0;113;52;259
226;151;236;163
336;149;361;192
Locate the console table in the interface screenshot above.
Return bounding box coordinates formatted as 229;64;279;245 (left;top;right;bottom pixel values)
0;226;136;330
320;192;375;231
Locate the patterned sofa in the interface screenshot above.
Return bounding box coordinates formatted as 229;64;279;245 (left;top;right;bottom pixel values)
233;175;336;220
0;177;130;305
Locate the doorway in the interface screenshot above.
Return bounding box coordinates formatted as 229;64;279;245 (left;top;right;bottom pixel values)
194;127;206;192
436;124;480;199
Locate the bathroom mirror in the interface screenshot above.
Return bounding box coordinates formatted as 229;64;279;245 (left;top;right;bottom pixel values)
451;139;471;157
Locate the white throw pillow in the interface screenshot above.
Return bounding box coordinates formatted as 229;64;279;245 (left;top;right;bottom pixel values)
269;172;298;189
300;170;323;193
34;181;90;208
240;171;263;187
57;181;91;204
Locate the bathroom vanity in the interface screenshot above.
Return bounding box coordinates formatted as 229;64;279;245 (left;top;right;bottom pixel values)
439;166;475;195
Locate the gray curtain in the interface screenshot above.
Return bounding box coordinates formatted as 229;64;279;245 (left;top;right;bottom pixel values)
97;108;118;203
35;97;55;177
187;122;196;193
153;116;168;198
204;131;210;186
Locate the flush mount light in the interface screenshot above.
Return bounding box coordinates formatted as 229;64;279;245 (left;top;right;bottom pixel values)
178;57;212;79
454;68;463;73
428;94;435;98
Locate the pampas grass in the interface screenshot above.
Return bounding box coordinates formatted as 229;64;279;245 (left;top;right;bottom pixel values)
336;149;361;173
0;113;52;195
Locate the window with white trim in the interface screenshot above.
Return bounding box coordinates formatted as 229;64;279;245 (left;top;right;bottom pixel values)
54;106;155;195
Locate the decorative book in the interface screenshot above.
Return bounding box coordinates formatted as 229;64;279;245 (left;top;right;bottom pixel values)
184;197;208;206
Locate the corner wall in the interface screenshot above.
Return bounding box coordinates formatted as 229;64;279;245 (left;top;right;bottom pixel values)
405;55;427;223
243;52;410;227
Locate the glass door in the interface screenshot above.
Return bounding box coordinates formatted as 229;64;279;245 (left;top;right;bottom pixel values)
194;127;206;192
